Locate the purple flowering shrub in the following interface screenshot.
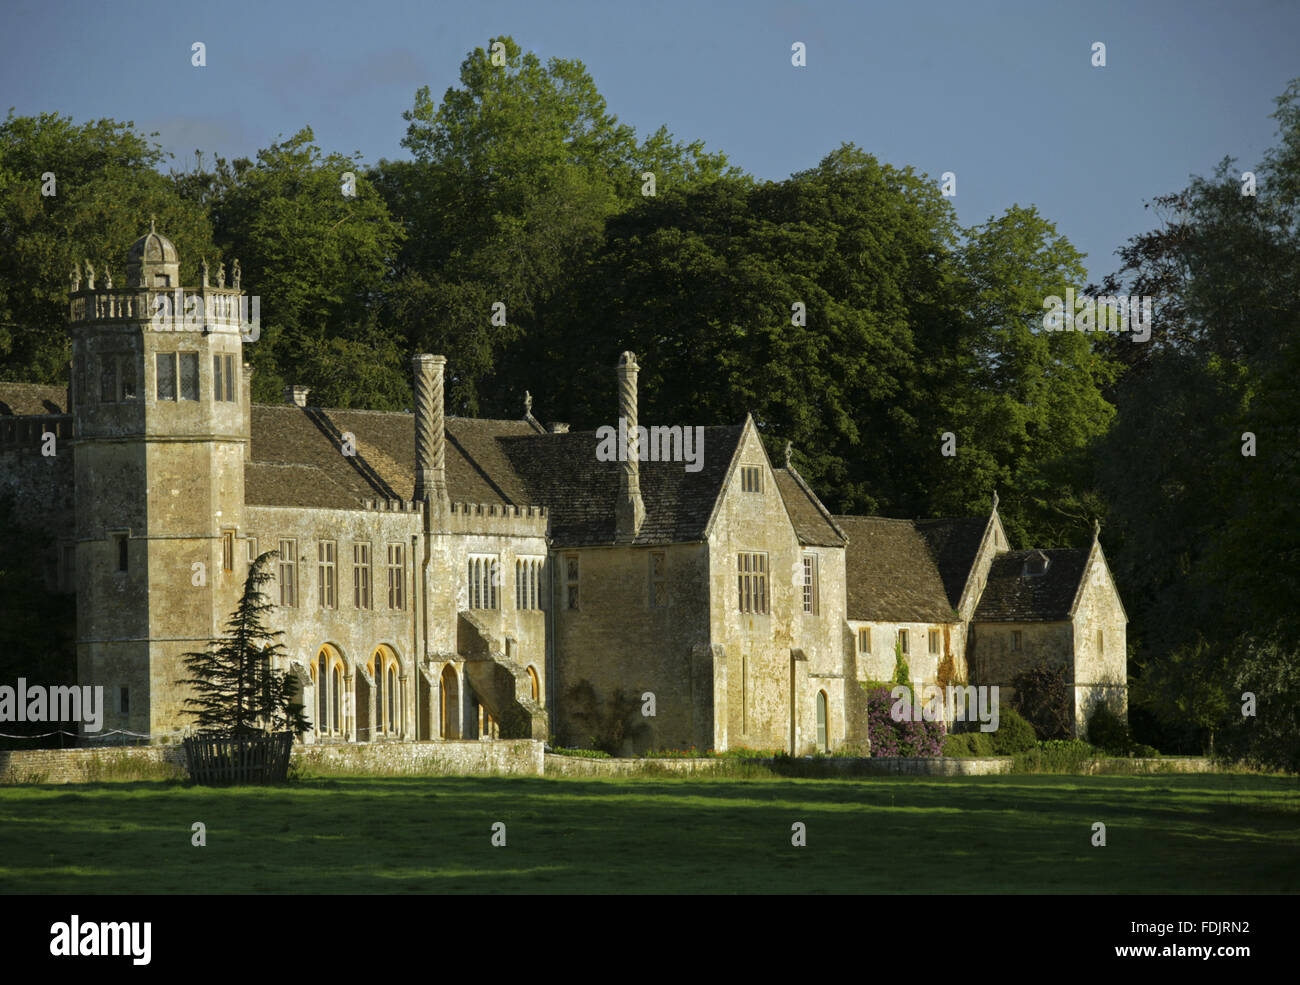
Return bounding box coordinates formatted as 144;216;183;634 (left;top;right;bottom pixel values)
864;685;946;757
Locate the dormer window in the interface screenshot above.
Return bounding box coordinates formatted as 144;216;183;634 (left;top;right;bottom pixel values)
1022;550;1050;577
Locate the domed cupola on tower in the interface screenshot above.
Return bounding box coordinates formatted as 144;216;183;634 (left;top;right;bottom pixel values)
126;218;180;288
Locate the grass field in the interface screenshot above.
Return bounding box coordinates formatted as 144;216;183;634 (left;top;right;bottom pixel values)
1;773;1297;893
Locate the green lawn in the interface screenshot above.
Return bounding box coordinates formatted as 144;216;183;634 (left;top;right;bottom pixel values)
1;773;1297;893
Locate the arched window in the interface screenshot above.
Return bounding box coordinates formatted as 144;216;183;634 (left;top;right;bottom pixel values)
527;666;540;703
316;656;328;732
316;647;344;737
332;665;341;732
370;647;401;736
815;690;828;753
387;666;397;732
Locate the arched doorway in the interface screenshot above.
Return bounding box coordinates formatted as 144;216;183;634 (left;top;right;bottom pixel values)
439;665;460;739
815;690;828;753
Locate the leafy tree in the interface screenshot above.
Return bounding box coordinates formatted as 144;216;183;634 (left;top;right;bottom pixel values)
0;111;216;383
180;551;309;736
1095;78;1300;765
938;205;1119;548
1221;634;1300;773
535;144;1110;548
180;129;406;406
379;35;738;415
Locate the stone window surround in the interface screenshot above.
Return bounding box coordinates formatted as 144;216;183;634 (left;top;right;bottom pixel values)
737;551;769;615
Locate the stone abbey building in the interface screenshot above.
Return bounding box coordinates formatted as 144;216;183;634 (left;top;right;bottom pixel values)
0;227;1129;753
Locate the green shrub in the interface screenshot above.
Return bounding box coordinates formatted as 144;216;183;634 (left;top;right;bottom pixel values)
714;747;781;760
1088;705;1133;756
1133;743;1160;758
893;639;911;688
941;734;973;757
551;746;611;759
1013;738;1098;773
988;707;1039;754
1012;660;1073;740
942;731;1001;757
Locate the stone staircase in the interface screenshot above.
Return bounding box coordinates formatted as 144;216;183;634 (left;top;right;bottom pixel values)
456;611;548;740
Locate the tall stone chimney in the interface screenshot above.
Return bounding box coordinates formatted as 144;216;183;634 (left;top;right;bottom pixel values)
412;354;448;508
615;351;645;542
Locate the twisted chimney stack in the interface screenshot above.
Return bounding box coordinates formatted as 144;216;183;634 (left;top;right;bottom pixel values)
412;354;448;508
615;351;645;542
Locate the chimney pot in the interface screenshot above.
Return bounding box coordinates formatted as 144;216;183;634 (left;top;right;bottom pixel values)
283;385;310;407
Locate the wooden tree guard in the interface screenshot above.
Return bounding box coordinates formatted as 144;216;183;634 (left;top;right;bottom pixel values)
182;732;293;785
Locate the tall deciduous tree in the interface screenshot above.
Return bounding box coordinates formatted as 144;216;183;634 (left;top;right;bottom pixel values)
0;112;216;383
181;128;407;407
378;35;737;415
1097;79;1300;765
533;144;1112;551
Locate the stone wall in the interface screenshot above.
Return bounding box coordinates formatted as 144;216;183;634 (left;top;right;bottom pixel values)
297;739;543;776
1071;544;1129;735
543;753;740;777
552;541;711;753
0;745;1222;783
246;503;424;741
851;619;963;688
0;739;545;783
0;417;75;591
0;745;188;783
546;755;1015;777
969;618;1074;716
708;424;848;755
853;756;1013;776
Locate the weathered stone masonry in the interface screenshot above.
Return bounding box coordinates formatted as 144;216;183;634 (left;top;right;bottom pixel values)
0;225;1128;755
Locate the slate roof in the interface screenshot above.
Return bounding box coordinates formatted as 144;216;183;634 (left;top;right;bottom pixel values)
245;406;748;547
772;469;846;547
973;549;1089;622
499;425;744;547
0;383;68;416
914;517;989;609
245;404;537;509
833;515;958;623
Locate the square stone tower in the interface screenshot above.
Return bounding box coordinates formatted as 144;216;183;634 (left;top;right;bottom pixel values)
68;226;252;741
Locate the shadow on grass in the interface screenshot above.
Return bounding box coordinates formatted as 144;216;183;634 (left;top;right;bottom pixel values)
0;774;1295;894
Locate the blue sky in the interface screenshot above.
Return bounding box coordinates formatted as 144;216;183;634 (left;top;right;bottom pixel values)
3;0;1295;283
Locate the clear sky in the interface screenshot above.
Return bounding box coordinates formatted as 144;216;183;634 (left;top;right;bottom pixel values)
2;0;1296;283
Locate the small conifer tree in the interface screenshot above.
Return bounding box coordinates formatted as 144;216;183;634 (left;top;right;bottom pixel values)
893;636;911;689
181;551;310;736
